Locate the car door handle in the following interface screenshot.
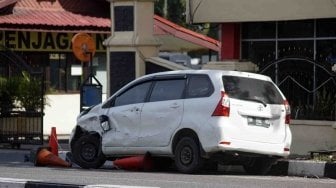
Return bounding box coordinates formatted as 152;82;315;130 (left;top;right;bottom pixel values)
131;107;140;112
170;104;180;109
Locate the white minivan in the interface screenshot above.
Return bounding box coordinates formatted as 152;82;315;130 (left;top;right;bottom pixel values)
69;70;292;174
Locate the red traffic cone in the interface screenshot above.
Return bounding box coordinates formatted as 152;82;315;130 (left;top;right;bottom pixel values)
34;147;71;167
48;127;58;156
113;153;153;171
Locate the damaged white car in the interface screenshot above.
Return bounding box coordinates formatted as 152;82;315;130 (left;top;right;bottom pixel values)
69;70;292;174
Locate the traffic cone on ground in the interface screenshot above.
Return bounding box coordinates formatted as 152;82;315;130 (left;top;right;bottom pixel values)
48;127;58;156
34;147;71;167
113;153;153;171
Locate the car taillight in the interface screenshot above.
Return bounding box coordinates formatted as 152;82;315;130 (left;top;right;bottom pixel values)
212;91;230;117
284;100;291;124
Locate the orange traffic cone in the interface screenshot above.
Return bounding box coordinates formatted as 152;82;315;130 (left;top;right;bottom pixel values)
113;153;153;171
34;147;71;167
48;127;58;156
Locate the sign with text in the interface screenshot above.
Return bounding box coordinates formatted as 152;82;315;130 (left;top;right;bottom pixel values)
0;31;108;52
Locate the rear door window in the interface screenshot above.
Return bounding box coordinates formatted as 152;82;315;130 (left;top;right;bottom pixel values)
222;76;283;104
149;79;186;102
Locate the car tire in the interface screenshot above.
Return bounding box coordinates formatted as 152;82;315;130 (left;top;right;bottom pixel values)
72;134;106;169
174;137;203;174
243;158;273;175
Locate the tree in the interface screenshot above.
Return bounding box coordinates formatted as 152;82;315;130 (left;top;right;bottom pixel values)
155;0;186;26
154;0;218;39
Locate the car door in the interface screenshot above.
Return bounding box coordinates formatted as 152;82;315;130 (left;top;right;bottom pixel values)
102;81;152;147
137;78;186;147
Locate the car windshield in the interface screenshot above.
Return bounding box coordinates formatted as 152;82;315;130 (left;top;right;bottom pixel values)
222;76;283;104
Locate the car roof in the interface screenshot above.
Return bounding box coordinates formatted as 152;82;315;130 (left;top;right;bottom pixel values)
141;69;272;82
109;69;274;99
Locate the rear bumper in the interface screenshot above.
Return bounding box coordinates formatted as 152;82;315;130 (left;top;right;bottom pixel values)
199;120;292;158
215;138;291;157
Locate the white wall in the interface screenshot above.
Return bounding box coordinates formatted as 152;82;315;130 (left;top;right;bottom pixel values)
43;94;80;137
43;94;107;138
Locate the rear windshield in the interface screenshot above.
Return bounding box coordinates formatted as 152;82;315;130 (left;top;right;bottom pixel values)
222;76;284;104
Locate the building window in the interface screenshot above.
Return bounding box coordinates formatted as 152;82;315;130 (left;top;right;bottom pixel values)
48;53;81;93
241;41;275;67
317;19;336;37
316;40;336;65
242;22;276;39
278;40;314;59
278;20;314;38
241;18;336;121
46;53;106;93
114;6;134;31
110;51;135;95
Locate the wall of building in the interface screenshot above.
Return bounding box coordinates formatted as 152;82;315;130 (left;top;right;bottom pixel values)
187;0;336;23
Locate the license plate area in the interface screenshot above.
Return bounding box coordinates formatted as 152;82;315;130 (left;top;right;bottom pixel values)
247;117;270;128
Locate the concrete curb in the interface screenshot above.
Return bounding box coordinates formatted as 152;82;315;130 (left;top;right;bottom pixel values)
0;178;82;188
0;178;158;188
270;160;336;179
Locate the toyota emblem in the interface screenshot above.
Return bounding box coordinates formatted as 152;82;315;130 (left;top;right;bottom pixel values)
257;105;263;111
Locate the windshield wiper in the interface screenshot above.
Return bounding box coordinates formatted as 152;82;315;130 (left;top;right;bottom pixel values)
244;98;267;107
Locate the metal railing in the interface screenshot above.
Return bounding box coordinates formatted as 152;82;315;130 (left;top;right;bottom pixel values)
259;57;336;121
0;111;43;148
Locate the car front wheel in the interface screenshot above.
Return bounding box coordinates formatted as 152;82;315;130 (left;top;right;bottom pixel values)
72;134;106;169
174;137;203;174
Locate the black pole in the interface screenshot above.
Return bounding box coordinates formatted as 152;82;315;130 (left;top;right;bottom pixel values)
87;52;93;84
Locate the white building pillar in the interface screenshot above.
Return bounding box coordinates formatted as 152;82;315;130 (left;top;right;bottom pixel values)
104;0;161;96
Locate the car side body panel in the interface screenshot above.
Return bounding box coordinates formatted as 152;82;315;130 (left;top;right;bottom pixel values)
138;99;184;147
102;103;144;147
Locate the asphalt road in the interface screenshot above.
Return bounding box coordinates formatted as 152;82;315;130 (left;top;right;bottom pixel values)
0;147;336;188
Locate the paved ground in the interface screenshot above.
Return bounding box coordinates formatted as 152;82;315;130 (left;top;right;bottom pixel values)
0;142;335;187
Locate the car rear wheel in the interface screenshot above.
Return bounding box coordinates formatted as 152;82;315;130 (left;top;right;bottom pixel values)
174;137;203;173
72;134;106;169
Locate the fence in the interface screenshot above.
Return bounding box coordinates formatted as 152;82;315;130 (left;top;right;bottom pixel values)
0;45;44;148
259;57;336;121
0;111;43;148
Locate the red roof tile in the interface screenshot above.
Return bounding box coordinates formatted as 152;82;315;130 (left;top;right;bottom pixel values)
0;0;17;9
0;0;220;51
153;15;220;52
0;9;110;27
0;0;110;28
